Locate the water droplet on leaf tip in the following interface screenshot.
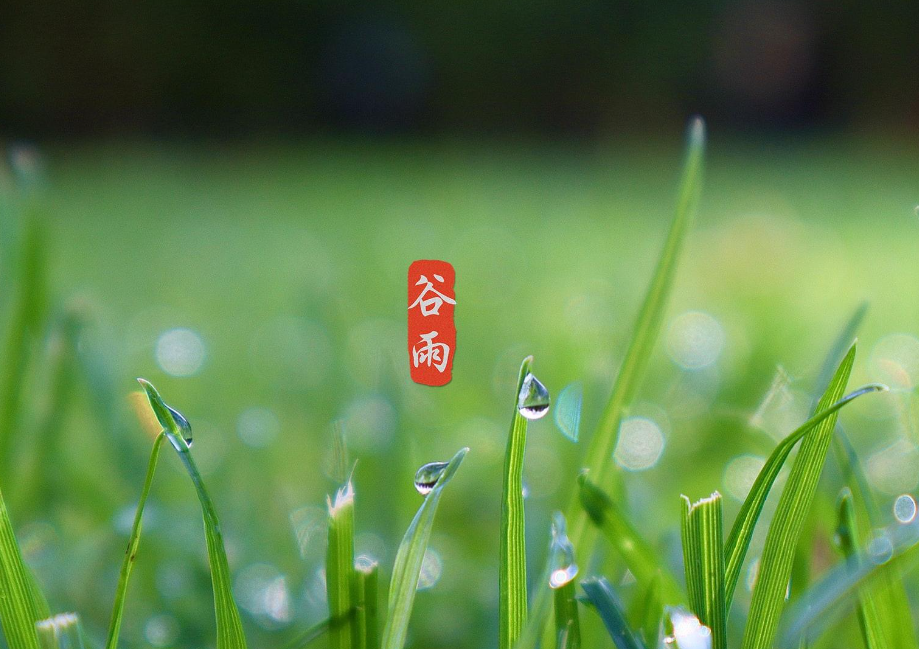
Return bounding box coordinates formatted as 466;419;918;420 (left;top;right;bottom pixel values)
518;372;550;420
414;461;449;495
548;512;578;588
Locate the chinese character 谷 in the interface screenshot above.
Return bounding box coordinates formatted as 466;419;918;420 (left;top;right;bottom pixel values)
409;274;456;317
412;331;451;373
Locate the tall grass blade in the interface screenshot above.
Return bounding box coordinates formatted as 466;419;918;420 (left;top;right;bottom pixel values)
327;481;356;649
381;447;467;649
578;473;683;604
500;356;533;649
723;380;887;607
680;493;726;649
36;613;84;649
0;482;42;649
353;557;379;649
580;577;645;649
834;490;890;649
740;344;856;649
554;580;580;649
548;512;580;649
137;379;247;649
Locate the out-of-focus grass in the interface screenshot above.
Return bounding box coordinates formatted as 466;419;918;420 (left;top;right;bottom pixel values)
3;134;919;648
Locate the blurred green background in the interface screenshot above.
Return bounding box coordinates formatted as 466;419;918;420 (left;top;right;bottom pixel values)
1;0;919;647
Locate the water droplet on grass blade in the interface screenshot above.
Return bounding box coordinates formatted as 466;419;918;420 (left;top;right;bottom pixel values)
554;382;582;442
414;461;449;495
166;405;192;446
895;494;917;523
548;512;578;589
518;372;550;420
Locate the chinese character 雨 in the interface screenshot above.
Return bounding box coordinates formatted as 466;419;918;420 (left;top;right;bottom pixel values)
409;274;456;317
412;331;451;373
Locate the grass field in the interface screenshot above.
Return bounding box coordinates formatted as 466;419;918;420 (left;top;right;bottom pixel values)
2;130;919;649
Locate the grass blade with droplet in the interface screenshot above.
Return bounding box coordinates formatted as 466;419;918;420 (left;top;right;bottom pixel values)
0;482;42;649
580;578;645;649
740;344;856;649
327;481;356;649
680;493;726;649
722;380;887;608
381;447;467;649
137;379;247;649
577;473;683;605
554;579;581;649
499;356;532;649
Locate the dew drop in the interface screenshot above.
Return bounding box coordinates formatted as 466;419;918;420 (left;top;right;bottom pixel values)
166;404;193;447
414;461;449;495
518;372;550;420
895;494;917;523
547;512;578;589
868;531;894;564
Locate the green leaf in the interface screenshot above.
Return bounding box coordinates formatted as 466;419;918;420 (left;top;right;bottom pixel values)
548;512;580;649
723;380;887;608
327;481;356;649
500;356;533;649
580;578;645;649
353;557;380;649
105;432;166;649
740;344;856;649
0;483;42;649
680;493;726;649
137;379;247;649
35;613;85;649
381;447;467;649
554;580;581;649
577;473;683;605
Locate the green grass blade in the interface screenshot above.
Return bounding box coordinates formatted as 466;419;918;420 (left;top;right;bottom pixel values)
381;447;467;649
740;344;857;649
105;431;166;649
500;356;532;649
834;491;890;649
578;473;683;604
35;613;85;649
554;580;581;649
327;481;356;649
680;493;726;649
723;380;887;608
0;481;42;649
548;512;580;649
353;558;379;649
580;578;645;649
138;379;247;649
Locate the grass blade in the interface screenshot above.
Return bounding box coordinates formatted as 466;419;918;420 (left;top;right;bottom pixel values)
36;613;85;649
578;473;683;604
723;380;887;608
327;481;356;649
381;447;467;649
740;344;856;649
0;483;42;649
353;557;380;649
548;513;580;649
500;356;533;649
554;580;580;649
680;493;726;649
137;379;247;649
580;577;645;649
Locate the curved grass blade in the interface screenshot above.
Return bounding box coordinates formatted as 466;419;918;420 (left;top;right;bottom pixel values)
381;447;467;649
740;344;856;649
680;493;725;649
0;483;42;649
105;430;166;649
580;578;645;649
500;357;532;649
578;473;683;604
723;380;887;607
137;379;247;649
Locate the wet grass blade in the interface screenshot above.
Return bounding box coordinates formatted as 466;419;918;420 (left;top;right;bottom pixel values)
580;578;645;649
500;356;532;649
554;580;581;649
740;344;856;649
353;558;379;649
0;482;42;649
137;379;247;649
381;447;467;649
578;473;683;604
680;493;726;649
105;428;166;649
36;613;85;649
327;481;356;649
723;380;887;608
834;491;890;649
